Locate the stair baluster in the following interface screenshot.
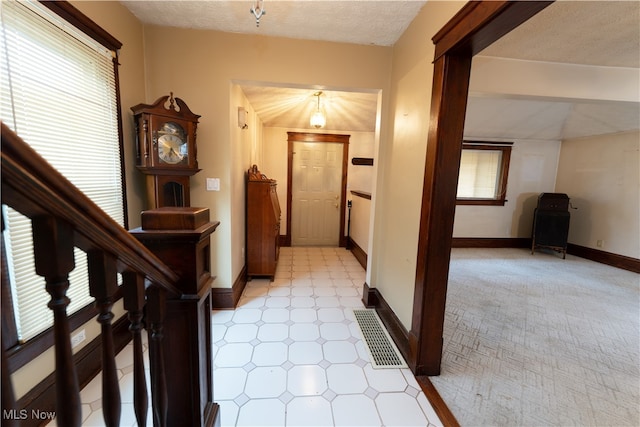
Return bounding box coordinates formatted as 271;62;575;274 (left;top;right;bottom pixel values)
147;286;168;427
87;251;121;426
122;271;149;426
31;216;81;427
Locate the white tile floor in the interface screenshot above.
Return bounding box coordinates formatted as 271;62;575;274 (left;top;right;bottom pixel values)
63;246;442;426
212;246;442;427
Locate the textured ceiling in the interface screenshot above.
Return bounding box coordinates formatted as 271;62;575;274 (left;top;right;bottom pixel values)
472;0;640;141
481;1;640;68
121;1;640;139
121;0;426;47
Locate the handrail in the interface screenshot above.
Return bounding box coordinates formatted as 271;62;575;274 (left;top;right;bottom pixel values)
1;122;183;426
1;123;180;294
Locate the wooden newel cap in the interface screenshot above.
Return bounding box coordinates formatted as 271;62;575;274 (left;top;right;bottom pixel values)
141;206;209;230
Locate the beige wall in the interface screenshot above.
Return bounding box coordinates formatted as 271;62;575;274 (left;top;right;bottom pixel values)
369;1;466;329
138;27;392;288
453;139;561;238
230;84;260;282
451;129;639;260
350;195;371;254
347;131;376;194
261;127;289;231
555;131;640;258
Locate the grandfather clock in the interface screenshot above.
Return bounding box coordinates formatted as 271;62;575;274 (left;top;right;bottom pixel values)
131;93;201;208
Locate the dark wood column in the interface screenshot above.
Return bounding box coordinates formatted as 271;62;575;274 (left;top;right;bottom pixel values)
410;52;472;376
409;1;554;376
130;207;220;427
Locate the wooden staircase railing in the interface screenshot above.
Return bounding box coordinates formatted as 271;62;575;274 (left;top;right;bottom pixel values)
1;123;217;426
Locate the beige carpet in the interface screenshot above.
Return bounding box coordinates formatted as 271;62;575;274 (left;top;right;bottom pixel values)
430;248;639;426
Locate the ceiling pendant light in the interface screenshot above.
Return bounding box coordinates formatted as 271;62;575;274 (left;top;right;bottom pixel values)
310;91;326;129
250;0;266;27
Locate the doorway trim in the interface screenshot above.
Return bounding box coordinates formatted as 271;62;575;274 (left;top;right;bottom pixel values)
286;132;350;247
409;1;554;376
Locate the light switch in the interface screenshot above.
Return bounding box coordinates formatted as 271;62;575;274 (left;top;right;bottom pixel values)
206;178;220;191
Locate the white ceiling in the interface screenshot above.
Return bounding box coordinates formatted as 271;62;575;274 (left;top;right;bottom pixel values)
239;85;379;132
468;0;640;141
121;0;640;140
121;0;426;47
480;1;639;69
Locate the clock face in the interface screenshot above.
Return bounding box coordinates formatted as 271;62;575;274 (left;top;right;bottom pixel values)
157;122;187;165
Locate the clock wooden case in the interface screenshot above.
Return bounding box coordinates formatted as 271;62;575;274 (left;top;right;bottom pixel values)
131;93;201;208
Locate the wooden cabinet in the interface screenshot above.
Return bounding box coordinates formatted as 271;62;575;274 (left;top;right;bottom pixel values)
246;165;281;280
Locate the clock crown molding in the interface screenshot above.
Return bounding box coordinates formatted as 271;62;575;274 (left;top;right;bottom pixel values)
130;92;201;121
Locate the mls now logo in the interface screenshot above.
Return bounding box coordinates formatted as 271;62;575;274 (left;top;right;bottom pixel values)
3;409;27;420
3;409;56;420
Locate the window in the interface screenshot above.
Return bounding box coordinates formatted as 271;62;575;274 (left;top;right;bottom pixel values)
1;1;124;344
456;142;512;206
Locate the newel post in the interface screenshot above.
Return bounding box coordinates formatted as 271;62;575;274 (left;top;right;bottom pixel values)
130;207;220;427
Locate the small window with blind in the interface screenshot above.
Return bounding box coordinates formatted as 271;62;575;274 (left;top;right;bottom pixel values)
0;1;124;346
456;142;512;206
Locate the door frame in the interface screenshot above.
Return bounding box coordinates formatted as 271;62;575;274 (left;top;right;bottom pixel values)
286;132;350;247
409;1;554;376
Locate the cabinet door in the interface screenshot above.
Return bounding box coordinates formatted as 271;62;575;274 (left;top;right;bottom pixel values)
247;180;279;279
534;212;569;247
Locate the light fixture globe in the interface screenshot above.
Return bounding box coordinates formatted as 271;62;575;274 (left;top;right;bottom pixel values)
310;91;326;129
310;111;326;129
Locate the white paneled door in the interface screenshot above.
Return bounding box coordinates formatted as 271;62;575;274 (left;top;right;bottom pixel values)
291;142;343;246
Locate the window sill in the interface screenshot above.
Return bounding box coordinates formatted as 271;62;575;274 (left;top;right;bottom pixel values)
456;199;507;206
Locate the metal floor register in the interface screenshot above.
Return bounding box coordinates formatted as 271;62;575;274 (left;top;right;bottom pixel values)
353;309;407;369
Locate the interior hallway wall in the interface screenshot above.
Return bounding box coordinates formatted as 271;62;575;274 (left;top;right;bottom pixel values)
369;1;466;330
140;27;392;289
231;84;261;281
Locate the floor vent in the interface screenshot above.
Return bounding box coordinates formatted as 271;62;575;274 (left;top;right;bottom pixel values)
353;309;407;369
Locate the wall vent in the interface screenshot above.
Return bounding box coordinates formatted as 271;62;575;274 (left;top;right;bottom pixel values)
353;309;407;369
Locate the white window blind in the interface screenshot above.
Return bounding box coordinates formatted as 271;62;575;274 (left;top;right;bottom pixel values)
457;149;502;199
1;1;124;342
